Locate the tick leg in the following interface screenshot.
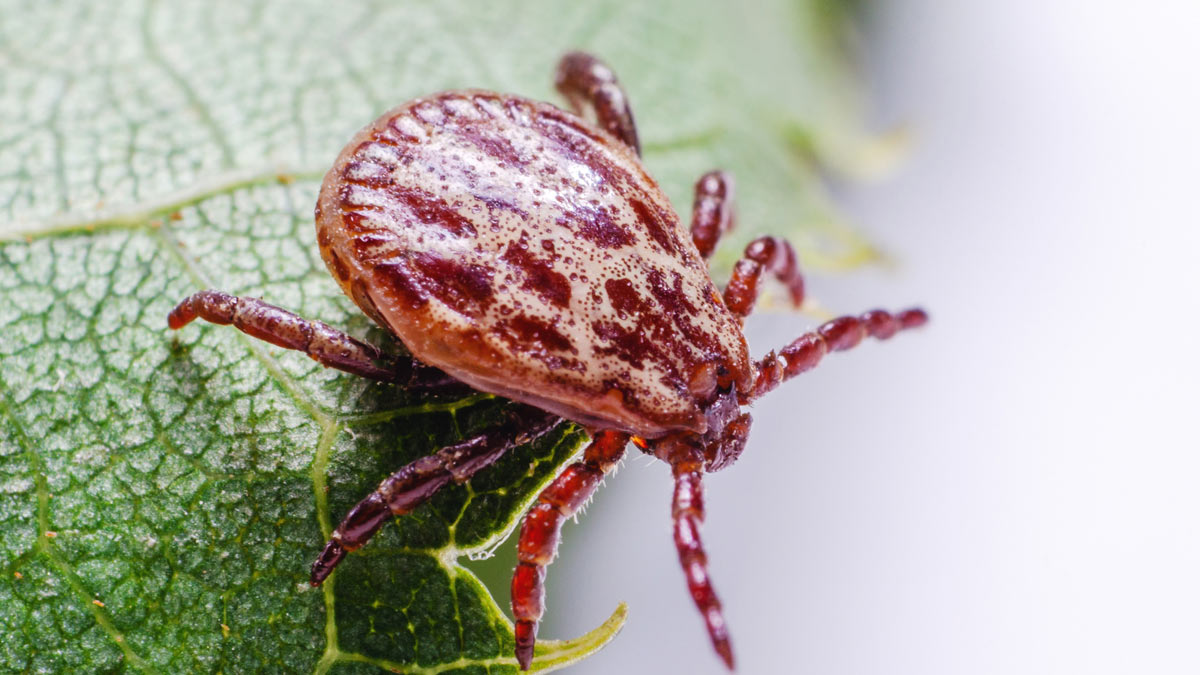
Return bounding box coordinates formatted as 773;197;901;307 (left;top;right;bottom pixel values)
656;438;735;670
723;236;806;321
168;289;461;391
690;171;736;260
744;307;929;402
511;430;629;670
555;51;641;155
311;406;561;585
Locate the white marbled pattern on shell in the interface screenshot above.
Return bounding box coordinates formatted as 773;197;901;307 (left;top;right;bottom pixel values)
315;91;750;436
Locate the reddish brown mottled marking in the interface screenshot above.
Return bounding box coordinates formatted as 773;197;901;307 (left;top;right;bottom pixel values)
495;315;584;373
630;196;679;254
316;90;751;436
384;185;479;237
374;253;495;316
562;206;634;249
604;278;647;317
592;319;662;371
456;124;535;169
343;158;395;189
502;234;573;308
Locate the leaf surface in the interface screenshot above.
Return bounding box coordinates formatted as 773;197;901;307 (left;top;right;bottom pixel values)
0;0;871;671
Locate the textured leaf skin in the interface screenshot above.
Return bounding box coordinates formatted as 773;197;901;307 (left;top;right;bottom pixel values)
0;0;866;672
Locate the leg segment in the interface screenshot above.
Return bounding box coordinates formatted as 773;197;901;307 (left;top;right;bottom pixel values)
657;438;735;669
310;406;560;585
169;289;461;392
690;171;736;260
555;51;641;155
511;430;630;670
744;307;929;402
723;236;806;321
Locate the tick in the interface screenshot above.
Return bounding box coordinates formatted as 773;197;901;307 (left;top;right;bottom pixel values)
168;52;926;670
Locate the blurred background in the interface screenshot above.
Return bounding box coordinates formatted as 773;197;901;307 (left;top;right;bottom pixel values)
542;2;1200;673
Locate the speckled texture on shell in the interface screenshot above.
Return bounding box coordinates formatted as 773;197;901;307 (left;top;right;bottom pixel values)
315;91;751;436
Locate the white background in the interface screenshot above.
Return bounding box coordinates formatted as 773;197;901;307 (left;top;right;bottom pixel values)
552;2;1200;673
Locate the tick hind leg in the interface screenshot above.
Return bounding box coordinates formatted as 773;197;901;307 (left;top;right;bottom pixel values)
511;430;629;670
555;51;640;155
655;437;735;669
168;290;461;392
311;406;560;585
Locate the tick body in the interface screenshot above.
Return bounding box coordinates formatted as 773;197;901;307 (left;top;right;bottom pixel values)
315;88;749;436
168;51;927;671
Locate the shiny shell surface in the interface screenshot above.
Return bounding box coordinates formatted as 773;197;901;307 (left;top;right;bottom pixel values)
315;90;750;436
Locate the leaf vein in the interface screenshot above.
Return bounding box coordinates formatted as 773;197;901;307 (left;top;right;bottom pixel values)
140;0;236;167
0;167;325;242
0;378;160;672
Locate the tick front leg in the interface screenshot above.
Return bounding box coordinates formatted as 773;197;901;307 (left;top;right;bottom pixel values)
657;438;735;669
511;430;629;670
690;171;736;260
311;406;561;585
168;290;460;391
723;236;806;322
744;307;929;401
555;51;641;155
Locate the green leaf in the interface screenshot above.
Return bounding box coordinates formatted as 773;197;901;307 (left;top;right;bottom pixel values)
0;0;872;672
